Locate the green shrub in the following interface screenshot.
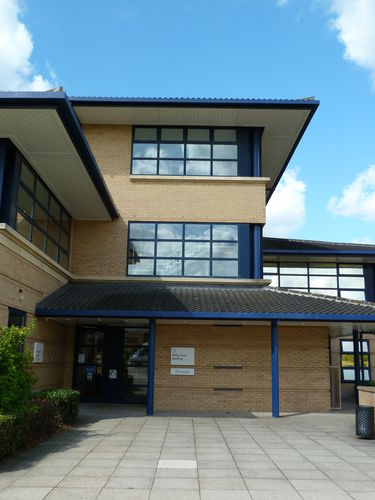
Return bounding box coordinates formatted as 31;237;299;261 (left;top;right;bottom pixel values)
0;324;36;414
33;388;80;424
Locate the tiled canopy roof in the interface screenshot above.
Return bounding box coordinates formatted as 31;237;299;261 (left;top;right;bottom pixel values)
35;282;375;321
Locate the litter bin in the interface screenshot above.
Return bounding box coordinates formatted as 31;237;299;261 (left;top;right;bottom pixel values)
356;405;374;438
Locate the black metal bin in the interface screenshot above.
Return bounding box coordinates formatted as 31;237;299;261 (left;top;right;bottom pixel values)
356;405;374;439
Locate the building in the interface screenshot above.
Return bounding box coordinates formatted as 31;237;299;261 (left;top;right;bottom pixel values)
0;91;374;416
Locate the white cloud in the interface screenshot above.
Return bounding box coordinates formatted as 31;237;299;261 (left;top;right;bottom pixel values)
0;0;53;91
264;168;306;237
329;0;375;86
351;236;373;244
327;165;375;221
276;0;288;6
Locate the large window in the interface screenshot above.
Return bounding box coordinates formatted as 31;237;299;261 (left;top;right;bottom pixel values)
127;222;239;277
16;161;71;269
263;262;366;300
340;340;371;382
132;127;238;177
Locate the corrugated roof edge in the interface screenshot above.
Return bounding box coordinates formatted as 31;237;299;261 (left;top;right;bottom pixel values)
264;237;375;254
0;91;118;220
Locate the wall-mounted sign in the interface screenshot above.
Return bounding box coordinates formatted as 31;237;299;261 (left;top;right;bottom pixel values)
85;365;96;374
87;372;93;381
109;369;117;379
171;347;195;366
33;342;44;363
171;367;195;376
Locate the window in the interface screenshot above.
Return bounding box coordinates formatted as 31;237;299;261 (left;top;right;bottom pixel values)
8;308;26;327
16;161;71;269
264;262;365;300
132;127;238;177
340;339;371;382
127;222;239;277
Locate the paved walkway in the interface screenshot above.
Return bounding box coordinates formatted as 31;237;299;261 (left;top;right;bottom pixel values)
1;405;375;499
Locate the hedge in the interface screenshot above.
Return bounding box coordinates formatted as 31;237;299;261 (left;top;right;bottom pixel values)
32;388;80;424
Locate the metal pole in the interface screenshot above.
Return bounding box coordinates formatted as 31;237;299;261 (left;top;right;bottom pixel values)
147;319;156;416
271;320;280;418
353;328;361;405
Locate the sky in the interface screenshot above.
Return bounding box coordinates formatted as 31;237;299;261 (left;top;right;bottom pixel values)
0;0;375;244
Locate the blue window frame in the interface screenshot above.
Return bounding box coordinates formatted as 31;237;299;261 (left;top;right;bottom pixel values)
127;222;243;278
132;127;240;177
340;339;371;383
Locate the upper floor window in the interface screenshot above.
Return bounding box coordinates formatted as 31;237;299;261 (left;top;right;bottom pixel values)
340;339;371;382
132;127;238;177
16;161;71;270
127;222;239;277
263;262;365;300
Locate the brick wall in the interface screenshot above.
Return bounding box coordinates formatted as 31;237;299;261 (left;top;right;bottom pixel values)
154;323;330;412
71;125;267;277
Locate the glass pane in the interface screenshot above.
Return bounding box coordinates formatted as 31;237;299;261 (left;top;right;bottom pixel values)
187;129;210;142
59;251;68;269
124;328;149;346
279;275;308;287
50;197;61;222
46;238;58;261
157;241;182;257
157;223;182;240
159;160;184;175
212;260;238;277
35;180;49;208
342;369;355;381
32;226;46;252
132;159;157;174
265;274;279;287
361;341;369;353
339;265;363;275
129;223;155;239
128;258;154;275
186;160;210;176
161;128;183;141
79;329;104;345
212;242;238;259
342;354;354;367
213;161;237;176
133;144;157;158
184;241;210;258
156;259;182;275
212;225;238;241
184;260;210;276
213;145;237;160
134;127;157;141
16;212;31;240
185;224;211;240
280;264;307;275
363;370;370;381
311;289;338;297
48;216;59;242
78;346;103;365
18;185;33;217
263;264;277;273
20;163;34;191
129;240;155;257
341;340;353;352
60;230;69;251
339;276;365;289
34;203;48;231
340;290;366;300
214;129;236;142
362;354;369;368
124;346;148;366
309;264;337;275
309;276;338;288
159;143;184;158
186;144;210;159
61;211;70;232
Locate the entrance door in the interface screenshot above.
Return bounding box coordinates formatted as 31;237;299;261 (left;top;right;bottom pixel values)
75;324;149;403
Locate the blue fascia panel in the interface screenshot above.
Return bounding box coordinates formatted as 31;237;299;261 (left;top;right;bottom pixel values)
35;308;375;323
0;92;118;220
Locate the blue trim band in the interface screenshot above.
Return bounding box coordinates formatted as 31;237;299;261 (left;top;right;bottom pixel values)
252;129;261;177
271;320;280;418
147;319;155;415
253;225;262;279
353;329;361;405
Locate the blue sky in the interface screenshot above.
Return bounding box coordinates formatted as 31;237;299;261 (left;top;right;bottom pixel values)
1;0;375;243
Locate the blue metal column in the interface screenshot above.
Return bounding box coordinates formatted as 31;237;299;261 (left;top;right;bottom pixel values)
147;318;156;415
253;225;262;279
252;129;261;177
271;320;280;418
353;329;361;405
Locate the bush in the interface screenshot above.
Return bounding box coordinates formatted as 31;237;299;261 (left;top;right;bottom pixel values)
33;388;80;424
0;324;36;414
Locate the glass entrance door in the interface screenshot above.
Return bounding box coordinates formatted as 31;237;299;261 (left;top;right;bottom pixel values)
123;327;149;403
76;327;104;401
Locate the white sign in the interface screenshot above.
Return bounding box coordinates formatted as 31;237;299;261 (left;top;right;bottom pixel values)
87;372;93;381
78;353;85;363
109;369;117;379
171;347;195;366
33;342;44;363
171;367;195;376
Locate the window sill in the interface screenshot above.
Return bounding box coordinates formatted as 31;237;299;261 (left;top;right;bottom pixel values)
130;175;270;183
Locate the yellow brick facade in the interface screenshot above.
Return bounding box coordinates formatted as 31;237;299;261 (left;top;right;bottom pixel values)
154;323;330;412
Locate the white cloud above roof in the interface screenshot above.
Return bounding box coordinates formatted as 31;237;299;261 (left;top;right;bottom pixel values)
264;168;306;237
329;0;375;87
327;165;375;221
0;0;53;90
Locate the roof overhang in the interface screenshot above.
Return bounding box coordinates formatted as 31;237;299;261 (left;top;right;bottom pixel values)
0;91;118;220
70;97;319;201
